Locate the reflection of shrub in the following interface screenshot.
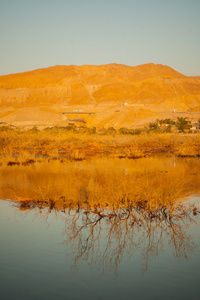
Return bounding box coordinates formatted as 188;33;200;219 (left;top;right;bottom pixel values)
128;148;144;158
71;150;86;161
13;159;200;214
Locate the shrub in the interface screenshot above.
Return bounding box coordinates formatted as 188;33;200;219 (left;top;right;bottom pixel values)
118;127;129;134
29;126;39;133
176;117;188;131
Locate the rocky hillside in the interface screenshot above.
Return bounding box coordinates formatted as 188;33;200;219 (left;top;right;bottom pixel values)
0;63;200;128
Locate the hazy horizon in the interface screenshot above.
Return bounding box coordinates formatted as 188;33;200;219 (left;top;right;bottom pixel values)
0;62;193;78
0;0;200;76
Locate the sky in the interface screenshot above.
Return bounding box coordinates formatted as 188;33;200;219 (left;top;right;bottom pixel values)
0;0;200;76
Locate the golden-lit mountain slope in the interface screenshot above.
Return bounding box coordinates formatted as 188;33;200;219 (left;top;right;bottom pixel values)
0;63;200;128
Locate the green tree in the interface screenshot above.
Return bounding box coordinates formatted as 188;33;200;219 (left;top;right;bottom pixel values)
176;117;188;132
118;127;129;134
149;122;159;130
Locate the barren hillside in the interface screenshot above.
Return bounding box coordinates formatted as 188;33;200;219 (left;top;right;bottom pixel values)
0;63;200;128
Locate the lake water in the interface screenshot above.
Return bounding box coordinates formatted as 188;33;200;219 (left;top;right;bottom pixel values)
0;156;200;300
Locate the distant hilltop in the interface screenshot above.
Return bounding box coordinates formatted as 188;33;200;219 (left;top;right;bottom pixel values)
0;63;200;128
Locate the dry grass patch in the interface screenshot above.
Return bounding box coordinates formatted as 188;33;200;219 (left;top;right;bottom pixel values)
1;127;200;160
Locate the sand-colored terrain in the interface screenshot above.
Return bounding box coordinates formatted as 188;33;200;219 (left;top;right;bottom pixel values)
0;63;200;128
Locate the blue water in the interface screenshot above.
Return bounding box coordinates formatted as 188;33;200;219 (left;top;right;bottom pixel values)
0;199;200;300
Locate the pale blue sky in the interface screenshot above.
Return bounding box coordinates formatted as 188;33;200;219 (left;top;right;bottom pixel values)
0;0;199;76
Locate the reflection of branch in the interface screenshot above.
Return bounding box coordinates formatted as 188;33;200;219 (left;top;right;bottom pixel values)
61;204;199;275
13;199;199;275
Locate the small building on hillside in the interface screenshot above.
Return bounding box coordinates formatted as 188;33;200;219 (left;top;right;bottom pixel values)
191;122;200;132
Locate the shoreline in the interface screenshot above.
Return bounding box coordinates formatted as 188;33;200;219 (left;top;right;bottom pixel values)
1;127;200;162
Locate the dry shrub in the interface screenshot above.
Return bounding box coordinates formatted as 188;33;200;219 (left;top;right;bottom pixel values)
1;127;200;159
176;144;197;157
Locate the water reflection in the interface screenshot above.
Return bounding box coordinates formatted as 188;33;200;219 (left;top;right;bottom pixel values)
1;156;200;203
1;156;200;274
13;198;199;274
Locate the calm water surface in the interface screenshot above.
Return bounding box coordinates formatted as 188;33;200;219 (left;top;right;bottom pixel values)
0;156;200;300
